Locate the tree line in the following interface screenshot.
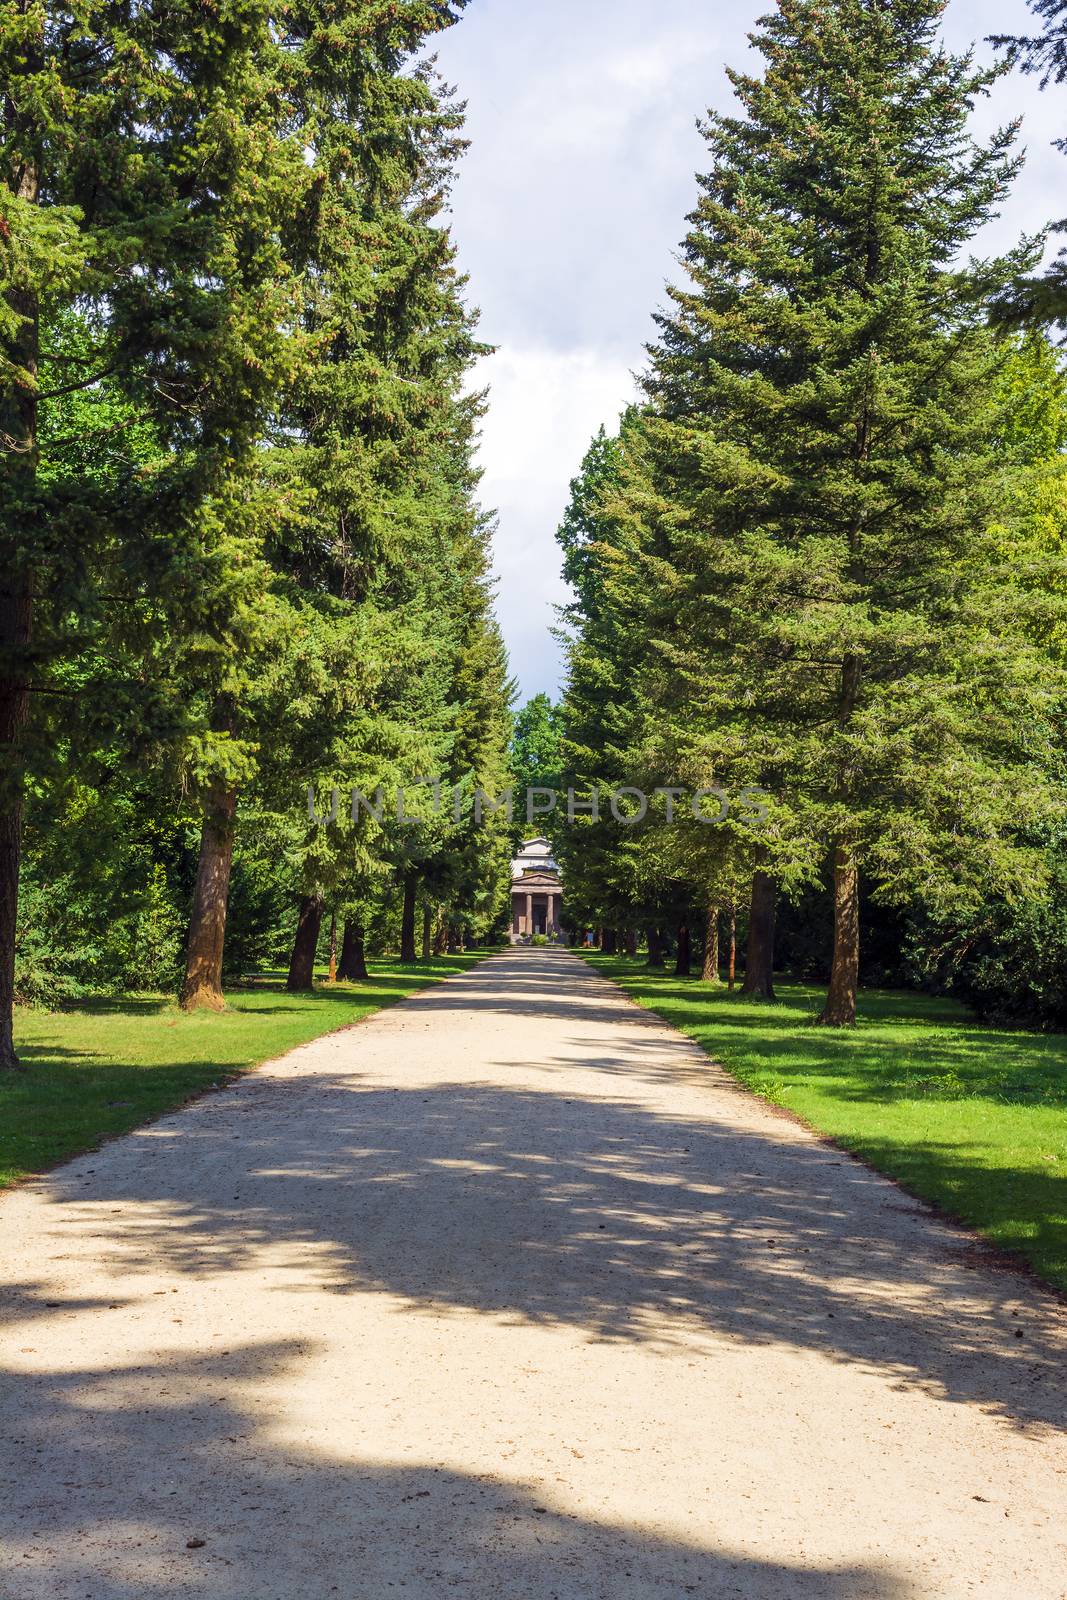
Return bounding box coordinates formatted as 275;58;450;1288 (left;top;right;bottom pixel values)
553;0;1067;1026
0;0;513;1068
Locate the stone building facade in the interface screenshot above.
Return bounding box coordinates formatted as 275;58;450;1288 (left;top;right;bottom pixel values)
509;837;563;943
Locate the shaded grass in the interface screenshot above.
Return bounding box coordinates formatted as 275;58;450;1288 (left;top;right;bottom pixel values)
585;955;1067;1296
2;954;489;1187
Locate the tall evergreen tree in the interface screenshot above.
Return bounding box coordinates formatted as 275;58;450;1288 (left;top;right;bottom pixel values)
555;416;656;942
993;0;1067;76
609;0;1055;1023
1;0;307;1059
176;1;475;1006
991;2;1067;330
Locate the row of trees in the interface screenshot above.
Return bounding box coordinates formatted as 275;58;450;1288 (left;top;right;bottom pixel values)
554;0;1067;1025
0;0;513;1067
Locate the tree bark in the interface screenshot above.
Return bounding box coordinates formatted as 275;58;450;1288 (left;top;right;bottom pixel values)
674;921;691;976
400;872;417;962
602;927;618;954
180;782;238;1011
728;907;737;991
433;911;447;956
447;921;461;954
337;917;369;981
741;871;777;999
820;638;861;1026
646;927;665;968
327;911;337;982
421;903;432;961
625;928;638;956
286;893;324;992
701;903;721;983
0;153;39;1070
819;844;859;1026
0;570;30;1067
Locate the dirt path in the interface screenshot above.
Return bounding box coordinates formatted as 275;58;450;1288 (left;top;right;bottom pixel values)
1;948;1064;1599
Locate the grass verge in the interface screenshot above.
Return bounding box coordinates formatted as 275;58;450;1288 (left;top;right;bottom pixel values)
585;954;1067;1296
2;953;489;1188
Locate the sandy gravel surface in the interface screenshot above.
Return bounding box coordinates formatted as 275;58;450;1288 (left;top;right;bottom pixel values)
1;947;1065;1599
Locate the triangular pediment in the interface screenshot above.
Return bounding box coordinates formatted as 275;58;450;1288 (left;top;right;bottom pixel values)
511;871;561;889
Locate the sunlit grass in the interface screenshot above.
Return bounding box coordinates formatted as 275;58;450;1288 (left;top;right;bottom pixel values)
586;955;1067;1295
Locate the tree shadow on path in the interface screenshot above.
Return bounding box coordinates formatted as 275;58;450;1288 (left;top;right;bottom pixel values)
36;1070;1067;1436
0;1338;920;1600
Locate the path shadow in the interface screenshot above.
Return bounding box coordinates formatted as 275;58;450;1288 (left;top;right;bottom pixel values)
36;1074;1067;1436
0;1338;919;1600
384;949;670;1027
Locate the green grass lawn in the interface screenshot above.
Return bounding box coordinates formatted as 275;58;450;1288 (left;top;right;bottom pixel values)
2;953;489;1188
585;955;1067;1296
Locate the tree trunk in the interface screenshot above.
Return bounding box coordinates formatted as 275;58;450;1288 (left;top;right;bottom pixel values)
602;927;618;954
337;917;369;981
646;927;665;968
421;903;432;961
433;911;447;955
287;893;324;991
674;921;691;976
0;574;30;1070
327;911;337;982
180;782;238;1011
819;845;859;1026
728;907;737;991
0;157;39;1070
625;928;638;956
0;579;29;1068
820;635;861;1025
400;872;417;962
741;871;777;999
447;921;461;954
701;903;721;984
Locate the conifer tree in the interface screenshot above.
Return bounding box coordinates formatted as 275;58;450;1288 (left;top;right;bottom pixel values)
990;2;1067;330
612;0;1055;1023
1;0;307;1057
177;0;475;1005
994;0;1067;75
555;416;658;939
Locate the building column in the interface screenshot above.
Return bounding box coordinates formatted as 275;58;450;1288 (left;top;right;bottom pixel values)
525;891;532;936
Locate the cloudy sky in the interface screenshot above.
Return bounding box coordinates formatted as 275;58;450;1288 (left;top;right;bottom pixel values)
432;0;1060;704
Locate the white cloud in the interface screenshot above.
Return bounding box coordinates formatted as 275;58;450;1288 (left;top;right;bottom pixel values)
472;345;638;699
436;0;1060;703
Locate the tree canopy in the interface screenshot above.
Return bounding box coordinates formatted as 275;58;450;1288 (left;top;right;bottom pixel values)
556;0;1067;1022
1;0;509;1061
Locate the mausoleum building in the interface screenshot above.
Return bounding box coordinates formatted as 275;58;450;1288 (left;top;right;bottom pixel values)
509;837;563;943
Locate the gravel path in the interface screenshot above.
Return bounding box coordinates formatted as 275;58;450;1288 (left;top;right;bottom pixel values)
1;947;1065;1599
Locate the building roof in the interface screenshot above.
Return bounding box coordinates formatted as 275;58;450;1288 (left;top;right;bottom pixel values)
510;871;562;893
510;835;562;882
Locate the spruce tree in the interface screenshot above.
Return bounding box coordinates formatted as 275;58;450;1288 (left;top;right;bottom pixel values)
993;0;1067;78
0;1;307;1057
178;1;475;1005
616;0;1052;1023
990;3;1067;330
555;423;637;939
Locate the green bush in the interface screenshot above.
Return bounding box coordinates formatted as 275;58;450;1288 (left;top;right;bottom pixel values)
13;877;89;1007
